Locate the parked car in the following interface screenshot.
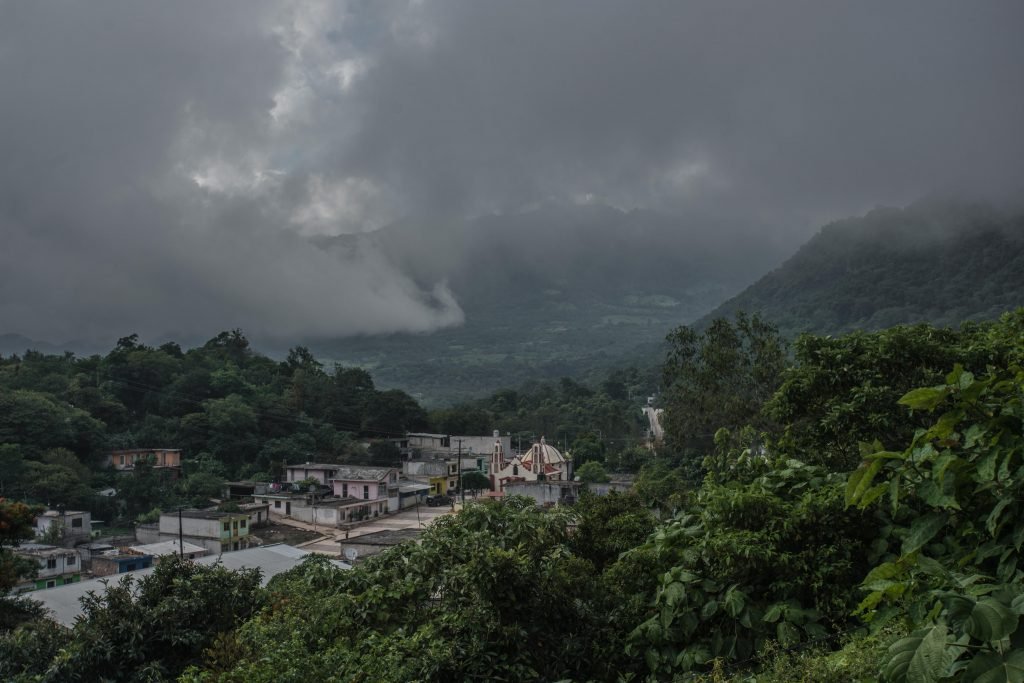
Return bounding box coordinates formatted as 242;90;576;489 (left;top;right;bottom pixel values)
426;494;452;507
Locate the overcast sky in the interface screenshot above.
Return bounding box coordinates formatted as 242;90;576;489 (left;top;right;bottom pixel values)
1;1;1022;343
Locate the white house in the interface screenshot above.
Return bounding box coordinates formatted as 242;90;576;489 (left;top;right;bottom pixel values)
157;510;252;554
14;543;82;591
33;510;92;542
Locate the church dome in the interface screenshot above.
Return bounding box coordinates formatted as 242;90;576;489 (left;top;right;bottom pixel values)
519;436;567;470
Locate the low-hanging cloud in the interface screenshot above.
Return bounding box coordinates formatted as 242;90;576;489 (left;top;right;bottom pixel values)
1;1;1022;344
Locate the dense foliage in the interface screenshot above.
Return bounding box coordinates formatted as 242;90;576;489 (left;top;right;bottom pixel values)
3;309;1023;681
0;331;430;522
0;556;264;682
660;313;786;474
433;368;656;467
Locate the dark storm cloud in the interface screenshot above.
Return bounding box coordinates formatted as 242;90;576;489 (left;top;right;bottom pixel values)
1;1;1021;343
348;1;1024;223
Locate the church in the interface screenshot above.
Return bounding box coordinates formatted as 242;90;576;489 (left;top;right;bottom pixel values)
488;431;573;493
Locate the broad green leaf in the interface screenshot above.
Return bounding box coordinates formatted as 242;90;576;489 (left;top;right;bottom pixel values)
860;482;889;508
890;476;902;514
883;624;952;683
964;424;986;448
964;598;1019;642
846;459;884;508
902;512;949;555
1012;593;1024;616
763;603;784;623
701;600;718;619
918;477;960;510
899;386;951;411
987;498;1013;537
723;585;746;617
963;650;1024;683
662;581;685;607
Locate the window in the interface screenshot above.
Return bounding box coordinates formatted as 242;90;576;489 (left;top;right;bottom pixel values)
232;521;238;530
513;465;519;476
240;519;247;528
274;501;281;509
342;483;348;497
223;522;230;532
46;580;56;588
46;558;57;569
119;455;125;465
71;518;83;528
363;485;369;500
66;555;76;565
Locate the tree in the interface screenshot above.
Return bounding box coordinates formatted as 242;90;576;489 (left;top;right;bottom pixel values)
575;460;610;483
37;556;264;682
367;440;401;467
661;313;786;463
847;363;1024;681
569;432;605;466
767;318;1022;471
0;499;42;595
461;470;491;493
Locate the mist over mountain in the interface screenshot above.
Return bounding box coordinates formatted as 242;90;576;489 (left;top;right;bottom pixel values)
298;203;793;404
699;200;1024;337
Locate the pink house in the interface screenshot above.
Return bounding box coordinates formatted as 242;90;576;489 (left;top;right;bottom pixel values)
328;465;398;502
107;449;182;478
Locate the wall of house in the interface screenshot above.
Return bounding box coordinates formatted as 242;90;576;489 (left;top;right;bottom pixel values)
158;514;250;545
285;466;337;484
92;555;153;577
331;479;386;500
32;551;80;579
34;511;91;539
504;481;579;505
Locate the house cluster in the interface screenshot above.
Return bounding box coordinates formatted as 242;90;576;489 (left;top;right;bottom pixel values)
238;463;424;529
11;503;267;593
216;431;588;531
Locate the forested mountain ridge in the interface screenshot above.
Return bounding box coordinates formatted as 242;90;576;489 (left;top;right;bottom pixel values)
699;201;1024;337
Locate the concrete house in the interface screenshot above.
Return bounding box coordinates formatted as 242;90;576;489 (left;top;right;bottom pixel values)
329;465;398;513
156;510;252;554
14;544;82;591
107;448;182;478
285;462;343;485
33;509;92;543
92;553;154;577
128;540;208;562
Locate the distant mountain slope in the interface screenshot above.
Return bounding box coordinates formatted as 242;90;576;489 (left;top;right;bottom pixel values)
306;204;792;405
699;201;1024;337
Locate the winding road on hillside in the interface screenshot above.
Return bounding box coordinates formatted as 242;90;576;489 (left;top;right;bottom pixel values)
643;406;664;443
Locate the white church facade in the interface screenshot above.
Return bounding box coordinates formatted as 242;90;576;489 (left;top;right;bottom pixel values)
488;432;572;493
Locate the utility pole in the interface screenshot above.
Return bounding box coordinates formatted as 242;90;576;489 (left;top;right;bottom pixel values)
177;507;184;558
456;439;465;506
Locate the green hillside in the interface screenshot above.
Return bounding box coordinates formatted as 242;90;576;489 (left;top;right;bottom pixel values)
700;201;1024;337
